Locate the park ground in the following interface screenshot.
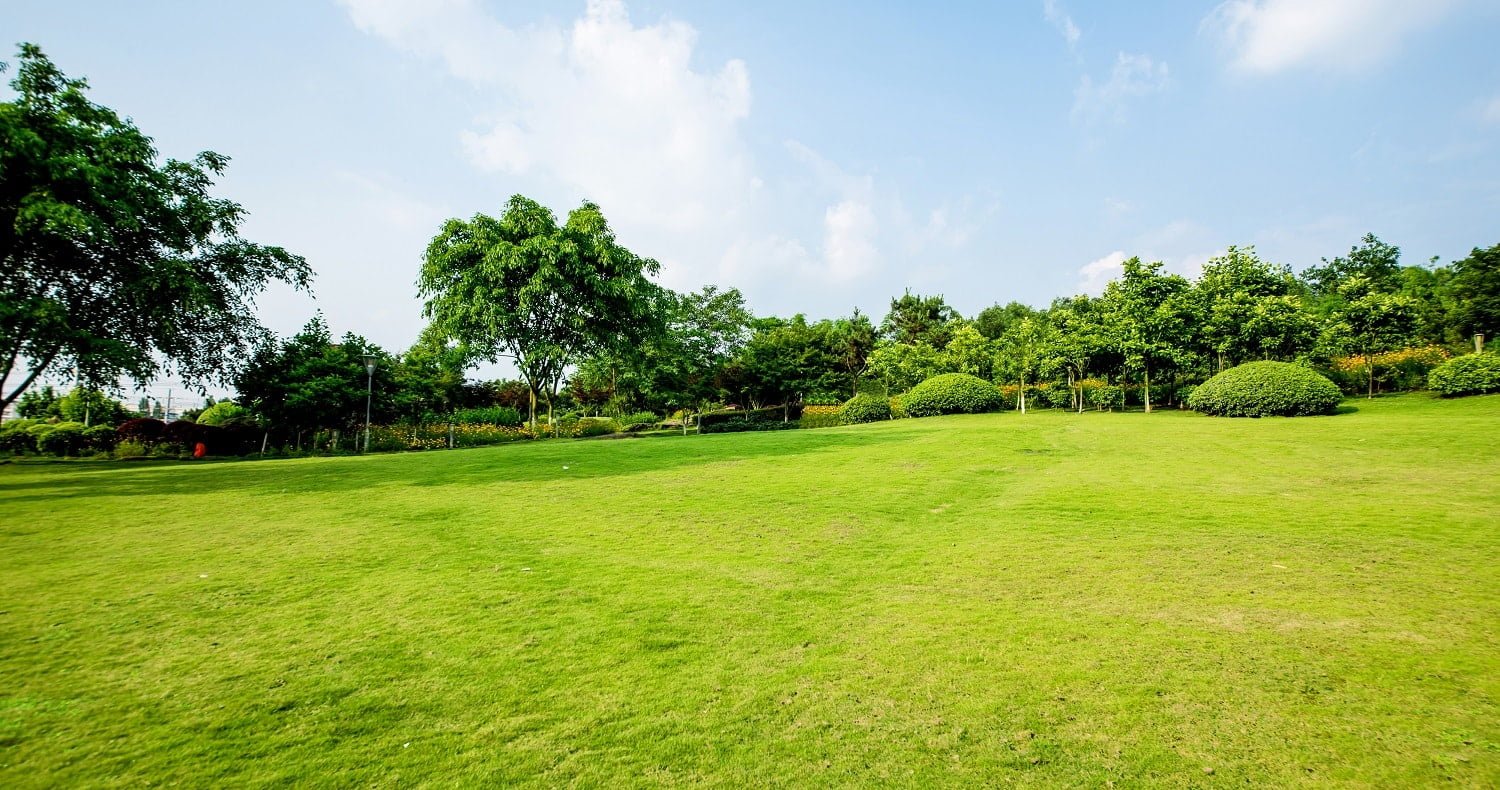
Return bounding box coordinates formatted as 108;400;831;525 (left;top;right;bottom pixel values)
1;394;1497;786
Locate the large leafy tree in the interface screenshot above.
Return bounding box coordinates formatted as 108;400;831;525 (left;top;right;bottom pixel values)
418;195;663;431
1100;258;1192;413
0;45;311;422
1196;246;1313;369
827;309;878;396
1043;295;1108;412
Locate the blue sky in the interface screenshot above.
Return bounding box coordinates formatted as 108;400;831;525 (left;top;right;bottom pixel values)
9;0;1500;391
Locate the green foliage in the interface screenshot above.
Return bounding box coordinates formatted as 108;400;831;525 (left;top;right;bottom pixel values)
1450;244;1500;340
1087;384;1124;411
0;45;311;416
1188;361;1343;417
196;401;250;427
881;291;961;347
699;406;799;434
1427;353;1500;397
0;419;40;453
418;195;664;429
114;439;148;458
82;424;117;451
901;373;1004;417
574;417;620;437
839;393;892;424
449;406;523;426
15;386;60;419
866;341;948;394
37;421;87;456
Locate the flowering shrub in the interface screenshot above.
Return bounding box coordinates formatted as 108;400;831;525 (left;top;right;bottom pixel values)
800;405;843;429
902;373;1004;417
450;406;523;426
575;417;620;437
838;394;891;424
889;396;907;419
1329;345;1451;393
1188;361;1342;417
1428;353;1500;397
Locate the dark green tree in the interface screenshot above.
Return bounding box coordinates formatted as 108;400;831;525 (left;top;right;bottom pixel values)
0;45;311;422
880;291;961;348
1451;243;1500;347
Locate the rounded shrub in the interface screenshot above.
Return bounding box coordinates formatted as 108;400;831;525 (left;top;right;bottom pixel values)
839;393;892;424
901;373;1004;417
1428;353;1500;397
1188;361;1342;417
83;424;118;451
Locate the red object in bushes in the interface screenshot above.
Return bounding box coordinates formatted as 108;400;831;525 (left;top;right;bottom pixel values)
193;442;206;459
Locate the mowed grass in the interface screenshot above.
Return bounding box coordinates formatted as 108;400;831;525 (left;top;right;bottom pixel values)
1;395;1497;787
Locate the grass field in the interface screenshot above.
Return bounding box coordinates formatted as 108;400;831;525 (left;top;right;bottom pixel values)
2;394;1497;786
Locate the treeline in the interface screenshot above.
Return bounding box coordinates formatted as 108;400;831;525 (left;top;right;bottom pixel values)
226;225;1498;446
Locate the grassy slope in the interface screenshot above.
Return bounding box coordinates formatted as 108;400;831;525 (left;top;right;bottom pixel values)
1;394;1497;787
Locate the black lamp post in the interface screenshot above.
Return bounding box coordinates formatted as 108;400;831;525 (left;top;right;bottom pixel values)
362;354;376;453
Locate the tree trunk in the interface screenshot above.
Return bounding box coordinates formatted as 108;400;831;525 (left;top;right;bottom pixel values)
1018;373;1027;414
528;388;538;432
1144;364;1152;414
260;432;269;456
1366;352;1375;399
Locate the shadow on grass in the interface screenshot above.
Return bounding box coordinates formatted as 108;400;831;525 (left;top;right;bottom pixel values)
0;426;908;504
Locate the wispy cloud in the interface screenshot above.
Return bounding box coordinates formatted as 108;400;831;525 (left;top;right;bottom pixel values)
1203;0;1459;75
1042;0;1080;49
1073;52;1169;126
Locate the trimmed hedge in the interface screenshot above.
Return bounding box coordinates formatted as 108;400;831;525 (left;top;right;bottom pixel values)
839;393;891;424
1188;361;1342;417
1428;353;1500;397
699;405;802;434
902;373;1004;417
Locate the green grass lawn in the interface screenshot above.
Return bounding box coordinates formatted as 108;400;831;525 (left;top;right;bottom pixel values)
2;395;1497;786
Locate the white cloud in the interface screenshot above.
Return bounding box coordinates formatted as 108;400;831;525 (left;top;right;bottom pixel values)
340;0;756;282
1204;0;1459;75
1043;0;1081;49
1073;52;1169;126
1077;250;1128;295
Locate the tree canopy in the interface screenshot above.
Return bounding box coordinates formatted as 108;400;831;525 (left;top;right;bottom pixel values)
0;44;310;418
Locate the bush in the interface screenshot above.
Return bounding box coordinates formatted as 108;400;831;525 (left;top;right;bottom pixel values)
839;393;892;424
1039;383;1073;409
800;405;843;429
38;422;88;456
0;419;40;454
700;405;802;434
117;418;167;445
575;417;619;437
889;395;907;419
901;374;1004;418
115;439;149;458
1088;385;1124;411
1188;361;1343;417
83;425;118;451
1428;353;1500;396
450;406;523;426
613;410;659;428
